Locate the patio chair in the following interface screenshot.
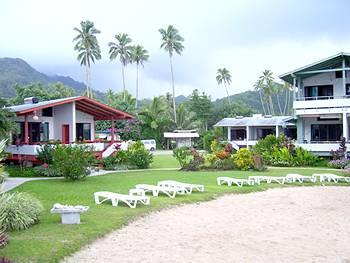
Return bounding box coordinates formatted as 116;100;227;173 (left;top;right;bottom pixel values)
157;180;205;194
312;173;350;183
286;173;316;183
135;184;179;198
248;176;271;185
217;177;255;187
94;191;150;208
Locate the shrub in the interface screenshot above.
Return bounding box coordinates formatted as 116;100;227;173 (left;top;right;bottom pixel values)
173;147;191;168
330;137;347;160
127;141;153;169
36;144;54;164
0;258;13;263
0;192;43;231
5;166;36;177
327;159;350;169
185;148;205;171
252;154;266;171
102;150;128;170
270;147;292;166
34;164;59;177
293;147;318;166
233;148;254;170
0;229;8;248
52;145;95;180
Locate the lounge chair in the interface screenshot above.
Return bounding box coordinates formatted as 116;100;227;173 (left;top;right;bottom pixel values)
248;176;271;185
217;177;255;187
157;180;205;194
94;191;150;208
135;184;179;198
286;173;316;183
312;173;350;183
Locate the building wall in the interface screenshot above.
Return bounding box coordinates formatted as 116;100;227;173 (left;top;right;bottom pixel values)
76;110;95;140
53;103;75;143
302;116;344;142
15;113;54;140
301;71;350;98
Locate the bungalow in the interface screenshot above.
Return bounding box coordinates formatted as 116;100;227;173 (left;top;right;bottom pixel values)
214;114;296;149
280;52;350;155
5;96;133;163
164;130;199;148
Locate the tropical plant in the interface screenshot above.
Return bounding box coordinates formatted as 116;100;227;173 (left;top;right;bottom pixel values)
106;89;136;113
258;70;276;115
131;45;149;108
108;33;133;101
52;145;95;180
159;25;184;124
73;20;101;98
233;148;254;171
127;141;153;169
173;146;191;168
216;68;232;106
0;258;13;263
36;144;54;164
254;79;267;115
188;89;212;131
176;104;199;130
0;229;8;248
0;140;8;189
102;150;128;170
0;192;43;231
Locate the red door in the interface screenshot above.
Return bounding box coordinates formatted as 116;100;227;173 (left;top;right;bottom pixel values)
62;125;70;144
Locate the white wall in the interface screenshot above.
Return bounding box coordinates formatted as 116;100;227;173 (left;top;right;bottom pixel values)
53;103;75;143
301;71;350;98
76;110;95;140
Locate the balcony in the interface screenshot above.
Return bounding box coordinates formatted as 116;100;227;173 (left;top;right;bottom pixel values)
294;96;350;115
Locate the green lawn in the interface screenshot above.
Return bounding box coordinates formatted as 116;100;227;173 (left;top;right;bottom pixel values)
0;168;346;262
151;154;180;169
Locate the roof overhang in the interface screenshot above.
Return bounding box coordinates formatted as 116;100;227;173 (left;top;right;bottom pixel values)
164;132;199;138
10;96;134;120
279;52;350;84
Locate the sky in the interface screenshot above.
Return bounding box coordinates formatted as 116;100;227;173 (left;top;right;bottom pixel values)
1;0;350;100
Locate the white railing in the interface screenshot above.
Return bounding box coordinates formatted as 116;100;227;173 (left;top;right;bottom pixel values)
294;96;350;110
296;143;339;152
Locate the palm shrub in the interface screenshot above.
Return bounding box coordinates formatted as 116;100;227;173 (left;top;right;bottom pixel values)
102;150;128;170
233;148;254;171
36;144;54;164
0;192;43;231
0;229;8;248
0;139;8;190
127;141;153;169
173;147;191;168
52;145;95;180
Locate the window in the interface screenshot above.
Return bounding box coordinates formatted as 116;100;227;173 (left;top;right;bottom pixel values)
304;85;333;99
231;129;246;140
76;123;91;141
42;107;53;117
311;124;342;142
256;128;275;139
40;122;49;141
336;71;343;78
346;84;350;96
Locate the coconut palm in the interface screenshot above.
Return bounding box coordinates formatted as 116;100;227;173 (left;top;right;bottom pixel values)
73;20;101;98
159;25;184;125
216;68;232;106
254;79;267;115
131;45;149;109
259;70;275;115
108;33;133;101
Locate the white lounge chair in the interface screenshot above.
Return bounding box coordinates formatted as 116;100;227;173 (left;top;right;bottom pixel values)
248;176;271;185
94;191;150;208
135;184;179;198
217;177;255;187
157;180;205;194
286;174;316;183
312;173;350;183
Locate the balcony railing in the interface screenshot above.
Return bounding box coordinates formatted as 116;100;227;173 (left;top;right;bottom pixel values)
295;95;350;101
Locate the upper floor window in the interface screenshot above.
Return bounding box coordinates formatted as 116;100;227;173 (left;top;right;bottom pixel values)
304;85;333;100
42;107;53;117
336;71;343;78
346;84;350;96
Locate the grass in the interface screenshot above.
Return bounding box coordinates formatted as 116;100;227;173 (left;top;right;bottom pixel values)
150;154;180;169
0;167;347;262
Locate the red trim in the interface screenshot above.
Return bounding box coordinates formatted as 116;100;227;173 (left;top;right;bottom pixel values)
111;118;115;143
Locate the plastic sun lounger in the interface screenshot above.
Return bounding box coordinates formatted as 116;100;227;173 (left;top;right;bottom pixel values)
248;176;271;185
312;173;350;183
264;176;286;184
94;191;150;208
135;184;178;198
157;180;205;193
217;177;255;187
286;174;316;183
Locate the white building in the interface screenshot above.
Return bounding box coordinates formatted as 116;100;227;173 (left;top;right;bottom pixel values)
280;52;350;155
214;114;296;149
164;130;199;148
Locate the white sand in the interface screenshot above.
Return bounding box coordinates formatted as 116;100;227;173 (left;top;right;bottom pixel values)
64;187;350;263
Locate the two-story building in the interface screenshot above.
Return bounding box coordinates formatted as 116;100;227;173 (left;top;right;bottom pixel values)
279;52;350;155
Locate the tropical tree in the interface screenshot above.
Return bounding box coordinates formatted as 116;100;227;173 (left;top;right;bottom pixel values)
106;89;136;114
176;104;200;130
131;45;149;108
259;70;275;115
73;20;101;98
108;33;133;101
188;89;212;132
216;68;232;106
254;79;267;115
159;25;184;125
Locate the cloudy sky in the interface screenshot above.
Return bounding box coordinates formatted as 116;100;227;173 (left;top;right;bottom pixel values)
1;0;350;100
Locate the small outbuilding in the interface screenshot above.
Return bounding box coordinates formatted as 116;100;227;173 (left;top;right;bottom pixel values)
164;130;199;149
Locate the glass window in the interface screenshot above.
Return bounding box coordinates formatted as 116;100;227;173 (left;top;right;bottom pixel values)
42;107;53;117
76;123;91;141
231;129;246;140
336;71;343;78
40;122;49;142
311;124;342;141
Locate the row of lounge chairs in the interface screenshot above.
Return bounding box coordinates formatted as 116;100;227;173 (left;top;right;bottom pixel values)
94;180;205;208
217;173;350;187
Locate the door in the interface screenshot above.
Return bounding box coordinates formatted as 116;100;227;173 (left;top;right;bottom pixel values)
62;124;70;144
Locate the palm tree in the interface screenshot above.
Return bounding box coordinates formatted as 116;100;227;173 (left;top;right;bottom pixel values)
159;25;184;125
216;68;232;106
131;45;149;109
259;70;275;115
73;20;101;98
108;33;133;101
254;79;267;115
176;104;200;130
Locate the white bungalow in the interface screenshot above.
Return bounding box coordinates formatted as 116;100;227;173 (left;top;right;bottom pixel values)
280;52;350;155
5;96;133;163
214;114;296;149
164;130;199;148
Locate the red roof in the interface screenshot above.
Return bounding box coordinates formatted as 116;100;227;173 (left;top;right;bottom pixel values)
13;96;134;120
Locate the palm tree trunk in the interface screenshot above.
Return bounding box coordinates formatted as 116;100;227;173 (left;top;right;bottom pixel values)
224;83;231;106
269;96;275;115
283;87;289;115
169;54;177;124
276;94;283;115
88;66;93;99
258;90;266;115
122;64;126;101
135;63;139;109
85;65;90;98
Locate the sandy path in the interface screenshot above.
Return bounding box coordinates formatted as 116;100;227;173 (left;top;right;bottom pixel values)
64;187;350;263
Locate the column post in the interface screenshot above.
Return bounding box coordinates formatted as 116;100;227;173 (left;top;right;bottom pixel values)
296;118;304;144
227;127;231;141
343;112;348;142
343;58;347;96
24;114;29;144
111;117;115;144
246;126;250;147
275;125;279;138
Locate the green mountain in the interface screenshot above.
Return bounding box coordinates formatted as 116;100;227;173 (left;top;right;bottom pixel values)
0;57;106;100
